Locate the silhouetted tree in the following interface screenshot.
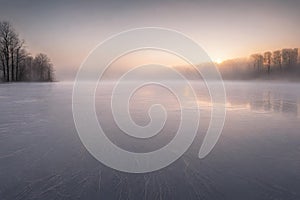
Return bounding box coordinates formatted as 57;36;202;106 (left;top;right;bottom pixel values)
0;50;5;81
0;21;14;81
251;54;263;73
272;50;282;71
15;40;25;81
15;48;30;81
33;53;54;81
0;21;55;82
19;55;33;81
264;51;272;74
282;48;298;70
220;48;299;80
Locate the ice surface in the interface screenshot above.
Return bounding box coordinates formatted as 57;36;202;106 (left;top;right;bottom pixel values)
0;81;300;200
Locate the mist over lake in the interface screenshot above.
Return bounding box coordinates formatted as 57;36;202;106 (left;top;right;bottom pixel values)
0;81;299;200
1;0;300;199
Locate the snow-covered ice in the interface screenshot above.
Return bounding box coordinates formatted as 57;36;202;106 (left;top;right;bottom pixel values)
0;81;300;200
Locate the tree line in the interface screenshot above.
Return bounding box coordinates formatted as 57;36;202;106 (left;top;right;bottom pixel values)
218;48;299;80
0;21;54;82
251;48;298;74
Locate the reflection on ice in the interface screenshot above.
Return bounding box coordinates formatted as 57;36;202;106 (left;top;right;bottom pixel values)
206;91;299;116
187;81;300;117
249;92;299;116
224;83;300;116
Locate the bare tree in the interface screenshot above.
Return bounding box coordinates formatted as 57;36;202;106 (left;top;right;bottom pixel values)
14;39;24;81
0;21;25;81
10;31;20;81
292;48;298;65
19;55;33;81
0;21;55;82
0;50;5;81
272;50;282;71
282;48;298;69
33;53;54;81
264;51;272;74
0;21;13;81
251;54;264;73
15;47;28;81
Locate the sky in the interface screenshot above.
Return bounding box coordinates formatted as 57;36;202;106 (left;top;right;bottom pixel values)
0;0;300;80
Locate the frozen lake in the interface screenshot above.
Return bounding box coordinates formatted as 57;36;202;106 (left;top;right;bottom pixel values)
0;81;300;200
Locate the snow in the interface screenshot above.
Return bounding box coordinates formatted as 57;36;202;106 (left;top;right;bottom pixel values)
0;81;300;200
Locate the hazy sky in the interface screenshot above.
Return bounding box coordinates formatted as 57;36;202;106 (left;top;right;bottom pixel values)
1;0;299;80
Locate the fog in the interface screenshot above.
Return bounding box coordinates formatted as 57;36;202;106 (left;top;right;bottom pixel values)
1;0;300;81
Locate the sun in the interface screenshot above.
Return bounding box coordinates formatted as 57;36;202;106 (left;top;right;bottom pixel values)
215;58;223;64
